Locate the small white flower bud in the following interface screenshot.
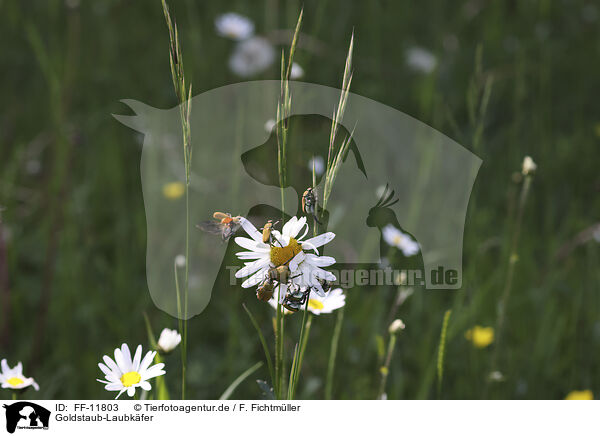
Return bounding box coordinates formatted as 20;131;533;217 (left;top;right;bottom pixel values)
157;328;182;353
522;156;537;175
175;255;186;268
389;319;405;334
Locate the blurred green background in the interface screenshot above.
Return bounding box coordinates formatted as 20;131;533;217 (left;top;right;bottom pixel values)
1;0;599;400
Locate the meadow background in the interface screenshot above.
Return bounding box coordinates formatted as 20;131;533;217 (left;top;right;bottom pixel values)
1;0;599;400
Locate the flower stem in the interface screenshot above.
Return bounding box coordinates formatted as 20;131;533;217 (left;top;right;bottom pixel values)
288;300;312;399
377;332;398;399
12;392;16;401
325;306;344;399
274;285;284;399
489;174;533;390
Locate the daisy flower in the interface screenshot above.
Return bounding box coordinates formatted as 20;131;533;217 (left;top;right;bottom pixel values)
97;344;165;399
215;13;254;41
234;216;336;300
405;47;437;74
382;224;420;256
229;37;275;77
0;359;39;391
290;62;304;79
157;328;181;353
269;287;345;315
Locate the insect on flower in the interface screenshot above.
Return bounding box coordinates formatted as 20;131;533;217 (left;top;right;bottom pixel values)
302;187;321;224
196;212;242;241
256;278;275;302
261;220;280;245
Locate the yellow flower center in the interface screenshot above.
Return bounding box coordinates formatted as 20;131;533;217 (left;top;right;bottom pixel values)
6;377;24;387
270;237;302;267
393;235;404;246
307;299;324;311
162;182;185;200
120;371;141;387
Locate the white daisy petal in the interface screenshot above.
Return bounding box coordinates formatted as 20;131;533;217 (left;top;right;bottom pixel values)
238;217;263;241
289;251;306;272
303;232;335;249
103;355;120;375
132;345;142;372
241;267;268;288
98;363;112;377
127;386;136;397
140;381;152;391
139;351;156;374
236;257;270;279
234;236;269;252
306;253;336;267
236;251;266;260
120;343;133;371
281;217;298;237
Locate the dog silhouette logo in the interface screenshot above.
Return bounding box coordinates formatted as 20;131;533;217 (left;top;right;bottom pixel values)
3;402;50;434
114;80;481;318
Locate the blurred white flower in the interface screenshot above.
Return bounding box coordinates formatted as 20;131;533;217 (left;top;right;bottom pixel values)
157;328;181;353
0;359;39;391
406;47;437;74
522;156;537;176
308;156;325;176
290;62;304;79
175;255;186;268
593;227;600;243
229;37;275;77
215;13;254;41
388;319;405;334
264;118;276;133
489;371;505;382
97;344;165;399
269;288;346;315
382;224;419;256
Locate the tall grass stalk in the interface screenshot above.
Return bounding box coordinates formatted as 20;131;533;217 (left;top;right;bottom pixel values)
377;320;404;399
489;169;534;389
161;0;192;400
437;310;452;398
322;34;354;400
273;9;303;400
322;32;354;211
287;155;319;399
325;306;344;399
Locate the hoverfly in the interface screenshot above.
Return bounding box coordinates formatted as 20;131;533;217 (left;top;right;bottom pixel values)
302;187;321;224
196;212;242;241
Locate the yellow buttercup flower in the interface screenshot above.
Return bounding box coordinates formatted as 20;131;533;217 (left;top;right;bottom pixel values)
162;182;185;200
465;326;494;348
565;390;593;400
